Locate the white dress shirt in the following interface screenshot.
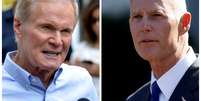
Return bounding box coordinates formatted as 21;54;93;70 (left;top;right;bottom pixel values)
150;47;197;101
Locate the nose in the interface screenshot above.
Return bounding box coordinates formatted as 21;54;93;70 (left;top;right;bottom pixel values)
49;31;63;47
141;17;152;33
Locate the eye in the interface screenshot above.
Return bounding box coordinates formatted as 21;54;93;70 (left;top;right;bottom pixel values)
149;12;166;20
60;28;72;36
133;14;142;19
152;13;162;17
130;13;143;23
40;24;55;32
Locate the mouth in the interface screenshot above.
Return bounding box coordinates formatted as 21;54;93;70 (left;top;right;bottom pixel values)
42;51;62;58
140;39;158;43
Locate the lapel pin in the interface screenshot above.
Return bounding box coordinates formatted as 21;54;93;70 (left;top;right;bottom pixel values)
181;96;186;101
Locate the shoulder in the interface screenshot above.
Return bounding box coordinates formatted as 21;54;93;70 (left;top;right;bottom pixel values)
60;63;91;76
127;82;150;101
2;66;24;95
169;59;199;101
185;58;199;85
188;58;199;80
191;57;199;69
2;66;15;81
58;63;98;100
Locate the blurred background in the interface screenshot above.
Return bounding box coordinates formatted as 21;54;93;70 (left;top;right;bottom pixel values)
102;0;199;101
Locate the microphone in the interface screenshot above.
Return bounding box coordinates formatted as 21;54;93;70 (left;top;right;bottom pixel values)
77;98;90;101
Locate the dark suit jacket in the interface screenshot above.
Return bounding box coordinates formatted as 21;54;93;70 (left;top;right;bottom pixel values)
126;59;199;101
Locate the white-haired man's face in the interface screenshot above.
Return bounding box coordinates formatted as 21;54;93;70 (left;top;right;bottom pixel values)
14;1;76;71
129;0;185;61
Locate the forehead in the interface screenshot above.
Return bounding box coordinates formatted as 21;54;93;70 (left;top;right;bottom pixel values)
28;1;76;26
130;0;173;12
31;0;75;14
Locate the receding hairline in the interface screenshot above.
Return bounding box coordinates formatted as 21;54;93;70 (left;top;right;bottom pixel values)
130;0;187;21
165;0;187;12
163;0;188;22
130;0;187;11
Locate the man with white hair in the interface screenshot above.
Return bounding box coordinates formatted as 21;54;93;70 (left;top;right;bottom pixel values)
127;0;198;101
3;0;98;101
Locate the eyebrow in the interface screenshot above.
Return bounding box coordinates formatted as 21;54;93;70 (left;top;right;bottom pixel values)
39;19;74;30
131;7;166;15
150;9;166;14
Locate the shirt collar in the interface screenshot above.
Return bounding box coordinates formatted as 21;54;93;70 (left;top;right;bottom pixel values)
150;47;196;99
4;51;64;89
53;66;63;85
4;51;31;89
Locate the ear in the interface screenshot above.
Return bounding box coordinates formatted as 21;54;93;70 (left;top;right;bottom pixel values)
14;17;23;42
178;12;191;35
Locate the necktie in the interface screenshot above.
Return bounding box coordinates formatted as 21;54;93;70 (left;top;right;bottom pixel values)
150;81;161;101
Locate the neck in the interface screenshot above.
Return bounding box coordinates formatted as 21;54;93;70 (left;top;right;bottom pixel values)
31;68;55;88
13;52;55;88
150;45;189;79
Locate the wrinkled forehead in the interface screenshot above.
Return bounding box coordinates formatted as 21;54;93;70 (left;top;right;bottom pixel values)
31;0;76;17
31;0;73;8
30;1;76;22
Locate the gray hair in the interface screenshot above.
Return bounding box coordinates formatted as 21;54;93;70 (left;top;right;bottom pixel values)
15;0;79;22
166;0;187;21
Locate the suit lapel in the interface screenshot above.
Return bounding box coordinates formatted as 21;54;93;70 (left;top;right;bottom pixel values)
126;82;151;101
144;85;151;101
169;59;199;101
139;82;151;101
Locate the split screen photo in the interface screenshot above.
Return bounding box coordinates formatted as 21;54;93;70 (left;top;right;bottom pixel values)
2;0;199;101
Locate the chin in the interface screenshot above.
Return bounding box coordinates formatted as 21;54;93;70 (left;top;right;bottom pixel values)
50;62;62;68
138;52;157;61
39;61;61;71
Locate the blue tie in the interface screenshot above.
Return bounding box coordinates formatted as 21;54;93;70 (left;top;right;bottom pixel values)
150;81;161;101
